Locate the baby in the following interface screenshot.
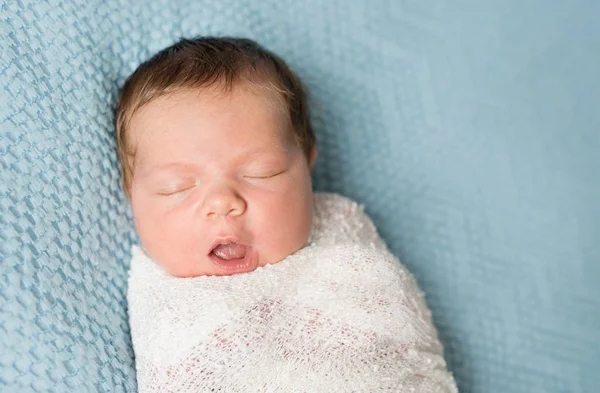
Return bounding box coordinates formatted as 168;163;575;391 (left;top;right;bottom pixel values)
117;37;458;392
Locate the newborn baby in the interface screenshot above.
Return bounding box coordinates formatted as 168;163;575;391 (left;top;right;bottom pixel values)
117;36;458;392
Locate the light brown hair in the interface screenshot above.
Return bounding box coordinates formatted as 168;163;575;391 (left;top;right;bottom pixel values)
115;36;316;199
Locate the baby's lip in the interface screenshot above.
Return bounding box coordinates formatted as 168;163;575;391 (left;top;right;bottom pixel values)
208;236;245;255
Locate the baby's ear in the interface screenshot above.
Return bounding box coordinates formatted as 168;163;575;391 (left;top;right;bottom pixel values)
308;147;318;171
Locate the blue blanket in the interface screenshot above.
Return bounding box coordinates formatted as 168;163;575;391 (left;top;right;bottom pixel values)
2;0;599;392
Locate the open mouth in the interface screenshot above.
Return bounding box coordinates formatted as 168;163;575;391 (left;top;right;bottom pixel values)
208;239;256;274
211;242;247;260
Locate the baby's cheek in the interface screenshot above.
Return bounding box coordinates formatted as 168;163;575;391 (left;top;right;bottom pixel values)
138;210;187;271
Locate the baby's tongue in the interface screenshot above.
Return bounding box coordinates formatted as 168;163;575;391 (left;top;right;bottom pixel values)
212;243;247;260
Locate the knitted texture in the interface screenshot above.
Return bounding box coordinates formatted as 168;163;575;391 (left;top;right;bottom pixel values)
128;193;458;392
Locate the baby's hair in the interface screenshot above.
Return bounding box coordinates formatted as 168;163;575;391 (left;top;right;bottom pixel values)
115;36;316;199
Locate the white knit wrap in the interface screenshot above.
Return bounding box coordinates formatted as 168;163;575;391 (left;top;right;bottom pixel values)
127;193;458;392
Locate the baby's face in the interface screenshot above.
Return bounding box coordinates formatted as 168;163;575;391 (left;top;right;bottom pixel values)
128;86;316;277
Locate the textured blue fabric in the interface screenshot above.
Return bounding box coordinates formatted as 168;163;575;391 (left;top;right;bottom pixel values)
2;0;599;392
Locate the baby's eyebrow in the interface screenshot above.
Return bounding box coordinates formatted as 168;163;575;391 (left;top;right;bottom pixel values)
140;148;291;177
137;162;200;179
233;146;290;163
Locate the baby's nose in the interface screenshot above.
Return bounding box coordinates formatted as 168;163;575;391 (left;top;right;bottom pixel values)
202;188;246;219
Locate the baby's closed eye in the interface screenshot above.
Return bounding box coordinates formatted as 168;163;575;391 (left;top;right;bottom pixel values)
243;169;286;179
156;180;198;195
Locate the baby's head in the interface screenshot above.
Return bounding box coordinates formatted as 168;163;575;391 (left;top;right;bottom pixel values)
116;37;317;277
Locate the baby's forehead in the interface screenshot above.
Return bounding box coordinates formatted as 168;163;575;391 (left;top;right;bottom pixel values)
132;113;297;177
133;83;293;132
135;83;291;128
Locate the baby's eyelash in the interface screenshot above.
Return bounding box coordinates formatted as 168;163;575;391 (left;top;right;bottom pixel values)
245;170;286;179
157;184;196;196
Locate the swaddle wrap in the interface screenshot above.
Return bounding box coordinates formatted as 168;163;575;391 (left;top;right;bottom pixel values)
127;193;458;392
